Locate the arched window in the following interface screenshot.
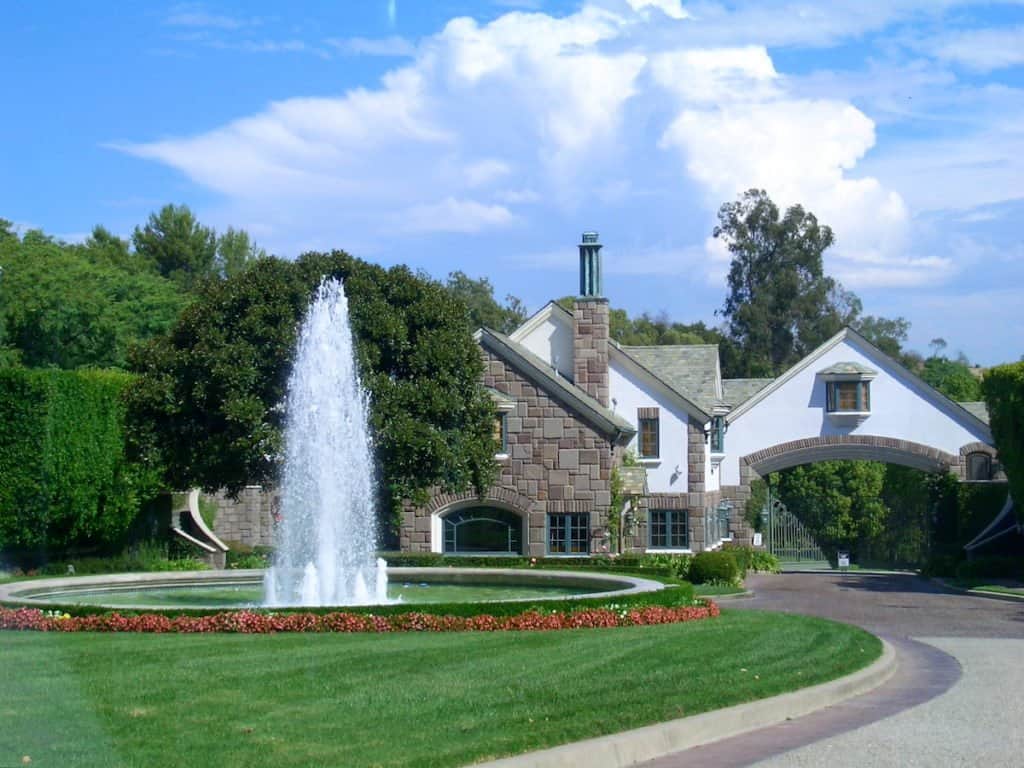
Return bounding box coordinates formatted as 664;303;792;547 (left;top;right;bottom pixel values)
443;507;523;555
966;452;992;481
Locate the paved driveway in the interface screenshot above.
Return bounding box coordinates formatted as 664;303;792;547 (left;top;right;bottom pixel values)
641;572;1024;767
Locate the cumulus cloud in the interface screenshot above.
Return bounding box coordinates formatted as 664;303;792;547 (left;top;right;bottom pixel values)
121;2;920;286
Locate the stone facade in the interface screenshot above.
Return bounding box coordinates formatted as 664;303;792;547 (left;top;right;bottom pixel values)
402;347;616;555
573;298;610;407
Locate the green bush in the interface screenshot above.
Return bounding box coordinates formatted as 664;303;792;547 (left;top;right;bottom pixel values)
982;362;1023;507
36;542;208;576
689;551;741;586
920;554;962;578
955;556;1024;581
376;552;690;581
225;543;274;570
0;368;163;559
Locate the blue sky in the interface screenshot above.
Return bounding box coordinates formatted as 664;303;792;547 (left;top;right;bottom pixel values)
2;0;1022;365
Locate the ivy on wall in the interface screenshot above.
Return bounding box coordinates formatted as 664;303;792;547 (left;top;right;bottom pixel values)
0;369;162;556
982;362;1024;509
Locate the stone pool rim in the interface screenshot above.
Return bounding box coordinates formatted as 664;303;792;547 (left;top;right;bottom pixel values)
0;568;666;611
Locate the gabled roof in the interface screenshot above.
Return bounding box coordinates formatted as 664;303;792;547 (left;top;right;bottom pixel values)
726;326;994;438
508;300;574;344
477;328;635;443
620;344;721;414
610;344;712;422
959;401;989;425
721;378;774;407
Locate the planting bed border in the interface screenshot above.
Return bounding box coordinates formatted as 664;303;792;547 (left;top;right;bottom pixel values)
0;568;714;635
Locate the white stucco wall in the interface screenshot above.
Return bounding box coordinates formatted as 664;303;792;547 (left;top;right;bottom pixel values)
515;315;574;379
609;358;689;493
720;335;992;486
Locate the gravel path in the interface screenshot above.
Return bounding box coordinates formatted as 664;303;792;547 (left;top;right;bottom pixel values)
640;572;1024;767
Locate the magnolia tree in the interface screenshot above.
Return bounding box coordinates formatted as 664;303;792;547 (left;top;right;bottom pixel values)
126;251;498;535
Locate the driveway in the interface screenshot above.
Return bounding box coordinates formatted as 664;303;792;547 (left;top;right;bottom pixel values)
641;572;1024;767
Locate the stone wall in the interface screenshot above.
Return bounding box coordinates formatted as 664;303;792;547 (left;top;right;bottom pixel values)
403;347;614;555
572;298;610;407
210;486;277;548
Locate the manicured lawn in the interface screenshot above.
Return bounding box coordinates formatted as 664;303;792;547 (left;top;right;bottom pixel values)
1;611;880;768
693;584;747;596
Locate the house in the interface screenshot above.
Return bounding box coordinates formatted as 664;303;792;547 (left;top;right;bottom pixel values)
401;232;999;557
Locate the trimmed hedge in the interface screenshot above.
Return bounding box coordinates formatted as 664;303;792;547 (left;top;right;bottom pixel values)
0;579;696;620
378;551;691;580
954;556;1024;581
689;551;741;586
0;368;161;557
982;362;1023;507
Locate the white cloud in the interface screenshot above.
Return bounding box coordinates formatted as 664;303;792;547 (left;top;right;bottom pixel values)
165;9;257;30
122;2;958;290
401;198;516;233
931;26;1024;73
625;0;687;20
328;36;415;57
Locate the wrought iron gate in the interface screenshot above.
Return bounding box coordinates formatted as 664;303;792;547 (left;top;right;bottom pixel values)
762;494;827;563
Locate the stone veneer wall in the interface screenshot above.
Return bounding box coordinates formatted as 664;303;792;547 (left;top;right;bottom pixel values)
573;298;610;407
210;487;277;548
402;348;614;555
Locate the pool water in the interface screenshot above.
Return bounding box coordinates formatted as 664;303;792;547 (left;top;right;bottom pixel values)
45;581;604;608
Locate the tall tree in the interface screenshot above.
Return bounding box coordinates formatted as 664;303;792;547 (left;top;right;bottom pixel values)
444;271;527;334
715;189;858;377
0;225;187;369
132;204;217;288
921;355;983;401
216;227;266;279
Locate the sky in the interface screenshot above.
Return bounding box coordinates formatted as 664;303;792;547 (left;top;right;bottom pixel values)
2;0;1022;365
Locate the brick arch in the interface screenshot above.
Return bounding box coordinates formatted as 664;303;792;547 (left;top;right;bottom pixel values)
423;486;535;519
742;435;959;476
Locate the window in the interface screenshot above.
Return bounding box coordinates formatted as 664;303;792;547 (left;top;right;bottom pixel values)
710;415;726;453
493;412;508;455
637;407;660;458
548;513;589;555
826;381;870;412
444;507;522;554
649;509;688;549
966;452;992;481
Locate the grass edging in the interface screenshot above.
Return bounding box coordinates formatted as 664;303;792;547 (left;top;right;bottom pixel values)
476;637;896;768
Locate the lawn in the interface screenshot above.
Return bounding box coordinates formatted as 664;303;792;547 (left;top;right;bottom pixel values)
1;610;880;768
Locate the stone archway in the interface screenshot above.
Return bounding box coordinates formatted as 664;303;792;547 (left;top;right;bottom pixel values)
742;434;959;478
420;487;535;555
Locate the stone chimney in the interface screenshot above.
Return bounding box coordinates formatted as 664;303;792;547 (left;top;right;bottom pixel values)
573;232;610;407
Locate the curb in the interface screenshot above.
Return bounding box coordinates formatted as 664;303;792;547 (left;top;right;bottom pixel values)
931;577;1024;604
471;639;896;768
701;590;754;601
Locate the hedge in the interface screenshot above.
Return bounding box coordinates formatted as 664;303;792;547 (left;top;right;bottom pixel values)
0;368;161;557
982;362;1024;507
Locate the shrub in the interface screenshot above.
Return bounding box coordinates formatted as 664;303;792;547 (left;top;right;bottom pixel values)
226;544;273;570
920;554;961;578
955;556;1024;581
0;368;162;559
36;543;208;576
689;551;741;586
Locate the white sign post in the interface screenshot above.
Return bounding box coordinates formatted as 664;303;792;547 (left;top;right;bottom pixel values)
837;551;850;570
753;532;763;547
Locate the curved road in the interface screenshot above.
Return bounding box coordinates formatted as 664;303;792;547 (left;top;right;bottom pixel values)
641;572;1024;767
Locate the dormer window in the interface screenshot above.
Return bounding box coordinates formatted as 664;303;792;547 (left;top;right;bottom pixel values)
826;381;870;412
818;362;876;424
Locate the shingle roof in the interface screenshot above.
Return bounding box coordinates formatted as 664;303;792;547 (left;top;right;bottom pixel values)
478;328;636;441
817;361;878;376
619;345;720;414
721;378;774;407
958;401;989;424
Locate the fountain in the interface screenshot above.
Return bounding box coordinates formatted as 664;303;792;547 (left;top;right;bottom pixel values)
263;277;388;606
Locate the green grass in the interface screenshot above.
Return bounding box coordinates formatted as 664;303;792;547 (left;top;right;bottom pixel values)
0;610;880;768
954;581;1024;597
693;584;747;596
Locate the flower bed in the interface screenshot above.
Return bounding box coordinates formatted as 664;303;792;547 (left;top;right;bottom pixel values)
0;601;719;634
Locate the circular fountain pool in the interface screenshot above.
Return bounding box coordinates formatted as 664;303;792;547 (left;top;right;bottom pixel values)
0;568;663;611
